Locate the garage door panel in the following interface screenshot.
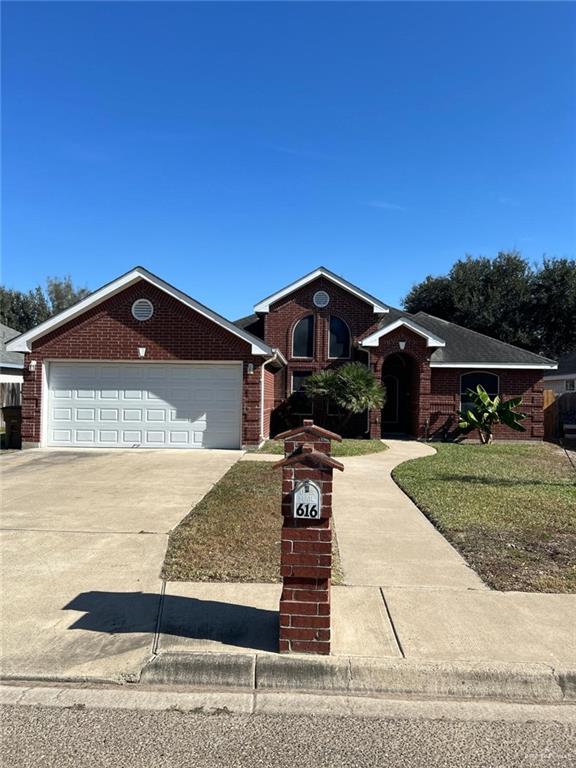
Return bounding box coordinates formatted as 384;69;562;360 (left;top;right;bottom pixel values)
47;363;242;449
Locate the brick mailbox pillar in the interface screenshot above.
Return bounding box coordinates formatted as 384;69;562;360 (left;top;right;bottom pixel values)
274;420;344;655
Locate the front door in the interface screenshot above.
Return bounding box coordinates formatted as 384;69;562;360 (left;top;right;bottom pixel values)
381;354;414;434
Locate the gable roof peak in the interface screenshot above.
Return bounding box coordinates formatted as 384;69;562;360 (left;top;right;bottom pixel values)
253;266;389;314
6;265;275;357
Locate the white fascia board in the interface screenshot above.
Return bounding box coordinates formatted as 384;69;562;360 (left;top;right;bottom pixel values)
0;362;24;369
361;318;446;348
430;362;558;369
253;267;389;314
6;267;274;357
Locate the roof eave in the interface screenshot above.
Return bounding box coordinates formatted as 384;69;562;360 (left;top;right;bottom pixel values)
429;361;558;369
360;318;446;349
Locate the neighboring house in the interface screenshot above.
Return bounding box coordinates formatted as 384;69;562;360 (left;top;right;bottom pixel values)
543;352;576;395
1;323;24;408
6;266;557;450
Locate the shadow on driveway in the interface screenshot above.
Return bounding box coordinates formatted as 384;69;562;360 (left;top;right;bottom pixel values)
63;591;279;653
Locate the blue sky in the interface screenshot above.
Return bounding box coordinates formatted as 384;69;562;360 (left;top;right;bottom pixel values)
3;1;575;319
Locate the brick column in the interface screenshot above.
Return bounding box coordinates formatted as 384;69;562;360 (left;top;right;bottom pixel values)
274;420;344;655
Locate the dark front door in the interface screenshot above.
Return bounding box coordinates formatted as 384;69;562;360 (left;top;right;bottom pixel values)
381;355;413;434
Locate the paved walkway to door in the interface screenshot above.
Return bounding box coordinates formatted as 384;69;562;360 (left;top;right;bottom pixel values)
332;440;486;590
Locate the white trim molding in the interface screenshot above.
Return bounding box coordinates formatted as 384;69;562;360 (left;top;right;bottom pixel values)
361;318;446;348
6;266;275;357
254;266;389;314
0;362;24;370
430;362;558;369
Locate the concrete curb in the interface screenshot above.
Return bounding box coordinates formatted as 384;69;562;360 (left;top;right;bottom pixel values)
140;653;256;689
139;652;576;703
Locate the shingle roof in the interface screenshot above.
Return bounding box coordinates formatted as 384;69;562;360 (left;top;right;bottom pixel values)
544;351;576;377
361;306;555;366
413;312;557;366
1;323;25;368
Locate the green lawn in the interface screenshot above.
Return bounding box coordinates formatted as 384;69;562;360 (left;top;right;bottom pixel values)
258;438;388;457
162;461;343;583
393;443;576;593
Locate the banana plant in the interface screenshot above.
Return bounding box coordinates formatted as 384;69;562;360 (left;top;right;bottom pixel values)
458;385;527;444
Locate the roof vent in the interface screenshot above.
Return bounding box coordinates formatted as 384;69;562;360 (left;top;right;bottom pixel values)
131;299;154;321
313;290;330;308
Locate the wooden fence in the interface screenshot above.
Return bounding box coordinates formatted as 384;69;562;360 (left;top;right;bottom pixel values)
544;389;576;441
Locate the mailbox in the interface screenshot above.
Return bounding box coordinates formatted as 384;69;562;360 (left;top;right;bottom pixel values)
274;420;344;655
292;480;321;520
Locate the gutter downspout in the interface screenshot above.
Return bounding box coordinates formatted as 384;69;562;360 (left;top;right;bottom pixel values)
260;349;281;444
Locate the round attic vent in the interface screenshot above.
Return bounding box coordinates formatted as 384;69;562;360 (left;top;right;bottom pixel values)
313;290;330;308
131;299;154;321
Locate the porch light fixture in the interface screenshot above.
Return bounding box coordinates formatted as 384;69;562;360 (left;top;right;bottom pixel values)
29;360;37;372
247;363;255;374
398;340;407;351
138;347;147;358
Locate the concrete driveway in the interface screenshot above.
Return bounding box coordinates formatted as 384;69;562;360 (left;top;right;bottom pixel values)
0;449;241;681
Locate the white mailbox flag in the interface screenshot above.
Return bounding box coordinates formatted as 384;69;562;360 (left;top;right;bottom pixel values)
292;480;322;520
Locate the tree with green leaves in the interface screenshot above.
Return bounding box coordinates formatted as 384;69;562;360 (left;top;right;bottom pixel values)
458;385;527;445
0;276;90;333
304;362;385;431
403;252;575;359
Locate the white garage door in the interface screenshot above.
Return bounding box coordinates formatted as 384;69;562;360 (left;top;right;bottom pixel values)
47;362;242;449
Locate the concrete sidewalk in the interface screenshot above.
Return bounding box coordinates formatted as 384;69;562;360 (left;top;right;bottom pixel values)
333;440;486;589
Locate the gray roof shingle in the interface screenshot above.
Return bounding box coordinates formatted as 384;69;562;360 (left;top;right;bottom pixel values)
414;312;556;366
1;323;25;368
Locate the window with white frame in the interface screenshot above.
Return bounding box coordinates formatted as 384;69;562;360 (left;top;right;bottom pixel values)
566;379;576;392
460;371;499;413
292;315;314;358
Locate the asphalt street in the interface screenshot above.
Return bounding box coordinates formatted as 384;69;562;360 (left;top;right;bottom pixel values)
2;704;575;768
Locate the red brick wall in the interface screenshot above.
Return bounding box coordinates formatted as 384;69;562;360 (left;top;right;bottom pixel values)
427;367;544;440
367;328;544;440
264;276;383;400
21;279;263;446
368;327;431;438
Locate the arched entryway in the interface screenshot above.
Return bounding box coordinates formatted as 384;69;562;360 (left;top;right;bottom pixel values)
380;353;418;436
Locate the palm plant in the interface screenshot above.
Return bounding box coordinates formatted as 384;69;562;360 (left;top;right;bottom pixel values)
304;362;385;432
458;385;527;445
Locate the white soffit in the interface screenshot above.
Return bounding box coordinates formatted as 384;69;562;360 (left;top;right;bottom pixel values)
361;318;446;348
6;267;274;356
254;267;389;314
430;362;558;369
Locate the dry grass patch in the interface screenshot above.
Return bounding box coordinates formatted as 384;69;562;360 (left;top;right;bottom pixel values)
393;443;576;593
162;461;343;583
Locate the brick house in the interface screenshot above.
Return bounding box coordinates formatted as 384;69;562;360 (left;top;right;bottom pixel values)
7;265;557;449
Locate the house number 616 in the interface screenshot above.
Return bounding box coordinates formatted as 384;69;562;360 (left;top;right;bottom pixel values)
295;503;319;519
292;480;322;519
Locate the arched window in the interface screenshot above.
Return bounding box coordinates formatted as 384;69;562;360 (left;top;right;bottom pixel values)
292;315;314;358
329;316;351;359
460;371;499;411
